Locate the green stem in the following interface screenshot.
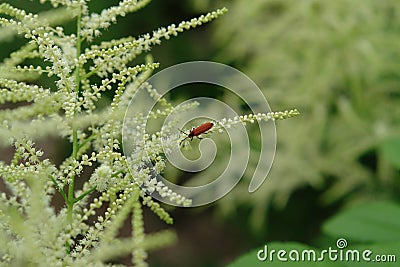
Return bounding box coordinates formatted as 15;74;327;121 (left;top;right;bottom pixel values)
74;186;96;203
112;169;125;177
84;66;101;79
66;128;78;254
78;133;96;152
50;175;67;202
66;6;82;254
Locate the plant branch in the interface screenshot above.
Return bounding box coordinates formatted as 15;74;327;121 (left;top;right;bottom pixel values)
50;175;67;202
66;5;83;254
74;186;96;203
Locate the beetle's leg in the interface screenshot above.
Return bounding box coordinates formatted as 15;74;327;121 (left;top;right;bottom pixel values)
196;131;211;140
179;136;188;146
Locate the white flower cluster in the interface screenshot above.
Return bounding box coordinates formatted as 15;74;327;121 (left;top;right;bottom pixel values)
81;0;150;41
0;1;229;265
121;97;204;207
89;165;114;192
215;109;300;131
0;1;298;266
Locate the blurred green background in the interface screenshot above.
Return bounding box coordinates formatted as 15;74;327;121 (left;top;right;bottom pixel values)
1;0;400;266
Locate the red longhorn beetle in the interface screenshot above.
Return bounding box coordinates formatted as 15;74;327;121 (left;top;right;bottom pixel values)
179;122;214;146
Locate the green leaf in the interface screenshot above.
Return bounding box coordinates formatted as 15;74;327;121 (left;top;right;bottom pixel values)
380;137;400;169
226;242;343;267
323;201;400;242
